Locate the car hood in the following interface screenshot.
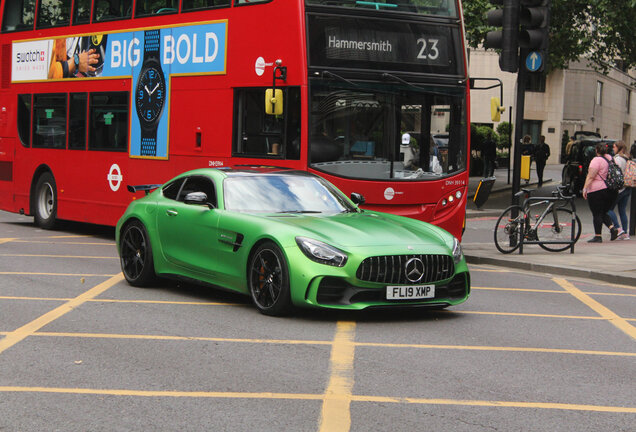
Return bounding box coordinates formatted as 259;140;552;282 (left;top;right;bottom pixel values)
269;211;447;248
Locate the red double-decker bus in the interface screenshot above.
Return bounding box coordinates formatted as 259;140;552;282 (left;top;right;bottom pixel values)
0;0;470;238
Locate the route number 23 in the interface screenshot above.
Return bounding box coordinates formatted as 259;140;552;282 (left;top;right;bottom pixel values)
417;38;440;60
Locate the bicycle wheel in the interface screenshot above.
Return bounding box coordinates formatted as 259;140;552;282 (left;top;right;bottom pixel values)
494;205;525;254
537;208;582;252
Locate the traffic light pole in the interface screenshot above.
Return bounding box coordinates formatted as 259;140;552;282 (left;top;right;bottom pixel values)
511;49;529;206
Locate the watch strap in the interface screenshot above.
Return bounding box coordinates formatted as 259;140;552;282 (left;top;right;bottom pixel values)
144;30;161;60
140;129;157;156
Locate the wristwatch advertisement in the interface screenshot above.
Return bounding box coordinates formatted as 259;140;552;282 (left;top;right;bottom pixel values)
135;30;166;157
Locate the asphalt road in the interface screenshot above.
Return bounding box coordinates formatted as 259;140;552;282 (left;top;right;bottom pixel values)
0;210;635;431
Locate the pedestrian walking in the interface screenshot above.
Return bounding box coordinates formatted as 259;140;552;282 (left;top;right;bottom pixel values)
608;141;631;240
482;134;497;177
582;143;620;243
534;135;550;187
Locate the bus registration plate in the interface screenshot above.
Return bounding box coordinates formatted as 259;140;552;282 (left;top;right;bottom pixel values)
386;285;434;300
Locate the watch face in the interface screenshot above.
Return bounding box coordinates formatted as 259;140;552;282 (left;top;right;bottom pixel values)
135;66;166;124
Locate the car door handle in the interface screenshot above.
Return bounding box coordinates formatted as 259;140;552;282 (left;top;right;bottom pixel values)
166;209;178;216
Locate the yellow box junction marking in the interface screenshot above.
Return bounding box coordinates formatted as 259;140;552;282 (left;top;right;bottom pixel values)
0;238;16;245
319;321;356;432
555;278;636;341
0;274;124;355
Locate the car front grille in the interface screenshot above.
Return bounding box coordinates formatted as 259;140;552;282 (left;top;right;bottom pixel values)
356;254;454;285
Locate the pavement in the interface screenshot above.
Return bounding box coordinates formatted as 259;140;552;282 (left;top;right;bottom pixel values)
463;163;636;286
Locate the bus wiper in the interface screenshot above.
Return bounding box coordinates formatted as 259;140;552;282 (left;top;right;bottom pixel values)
321;71;358;87
382;72;421;89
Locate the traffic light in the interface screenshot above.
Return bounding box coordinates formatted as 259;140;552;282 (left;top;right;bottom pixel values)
490;97;505;122
519;0;550;71
486;0;520;73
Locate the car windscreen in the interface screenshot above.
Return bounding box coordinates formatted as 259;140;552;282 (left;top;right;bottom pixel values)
223;175;355;214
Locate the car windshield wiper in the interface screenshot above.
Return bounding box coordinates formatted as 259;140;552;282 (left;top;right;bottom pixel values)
276;210;322;214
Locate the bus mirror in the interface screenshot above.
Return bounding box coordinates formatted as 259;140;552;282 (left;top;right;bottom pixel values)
265;89;283;115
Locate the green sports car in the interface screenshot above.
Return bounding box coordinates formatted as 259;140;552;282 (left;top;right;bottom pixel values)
116;168;470;315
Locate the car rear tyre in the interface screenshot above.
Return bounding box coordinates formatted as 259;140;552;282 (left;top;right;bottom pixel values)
120;220;156;286
34;172;58;229
248;242;292;316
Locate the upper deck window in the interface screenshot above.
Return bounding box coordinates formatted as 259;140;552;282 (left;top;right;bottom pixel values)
73;0;91;24
305;0;457;17
135;0;178;17
94;0;132;22
36;0;71;28
182;0;231;11
2;0;36;32
234;0;270;5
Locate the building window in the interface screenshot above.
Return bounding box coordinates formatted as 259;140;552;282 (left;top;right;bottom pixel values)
596;81;603;106
36;0;71;28
89;92;129;151
2;0;35;32
526;73;546;93
17;94;32;147
233;87;301;160
33;94;67;149
627;90;631;114
69;93;87;149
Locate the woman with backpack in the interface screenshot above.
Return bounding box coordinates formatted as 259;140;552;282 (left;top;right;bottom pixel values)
582;143;620;243
608;141;631;240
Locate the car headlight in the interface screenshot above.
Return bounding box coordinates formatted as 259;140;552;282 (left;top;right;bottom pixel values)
296;237;347;267
452;237;463;264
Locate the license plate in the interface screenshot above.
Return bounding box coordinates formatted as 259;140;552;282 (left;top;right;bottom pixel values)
386;285;435;300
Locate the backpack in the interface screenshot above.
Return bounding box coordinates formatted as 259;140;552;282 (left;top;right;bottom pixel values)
602;157;624;190
624;159;636;187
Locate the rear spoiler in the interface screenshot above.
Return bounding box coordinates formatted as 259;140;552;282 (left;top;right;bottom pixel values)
127;184;162;195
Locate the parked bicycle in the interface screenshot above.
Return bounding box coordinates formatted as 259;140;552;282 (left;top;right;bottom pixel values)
494;186;582;254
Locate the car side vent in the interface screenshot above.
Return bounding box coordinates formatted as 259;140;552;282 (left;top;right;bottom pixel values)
1;44;10;89
356;254;454;285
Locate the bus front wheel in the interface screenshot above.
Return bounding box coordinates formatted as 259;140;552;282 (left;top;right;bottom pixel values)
34;172;58;229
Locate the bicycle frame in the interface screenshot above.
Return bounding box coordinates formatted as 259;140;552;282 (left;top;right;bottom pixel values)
517;190;578;254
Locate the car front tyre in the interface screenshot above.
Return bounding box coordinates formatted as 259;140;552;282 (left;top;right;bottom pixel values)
34;172;58;229
120;220;156;287
248;241;292;316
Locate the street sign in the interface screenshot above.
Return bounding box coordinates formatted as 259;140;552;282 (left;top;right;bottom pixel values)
525;51;543;72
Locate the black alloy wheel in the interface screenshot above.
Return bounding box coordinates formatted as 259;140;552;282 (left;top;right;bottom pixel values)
120;220;156;286
248;241;292;316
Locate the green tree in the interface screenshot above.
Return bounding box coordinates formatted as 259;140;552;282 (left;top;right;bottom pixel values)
462;0;636;73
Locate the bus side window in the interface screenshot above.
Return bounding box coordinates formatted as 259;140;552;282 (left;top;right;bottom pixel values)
73;0;91;24
94;0;133;22
136;0;178;17
69;93;87;150
182;0;230;11
33;94;67;149
2;0;36;32
36;0;71;28
89;92;129;152
17;94;32;147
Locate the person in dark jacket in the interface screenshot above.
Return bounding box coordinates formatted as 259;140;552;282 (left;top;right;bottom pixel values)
534;135;551;187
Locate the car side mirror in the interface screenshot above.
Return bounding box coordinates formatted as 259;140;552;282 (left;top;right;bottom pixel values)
350;192;365;205
184;192;214;208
